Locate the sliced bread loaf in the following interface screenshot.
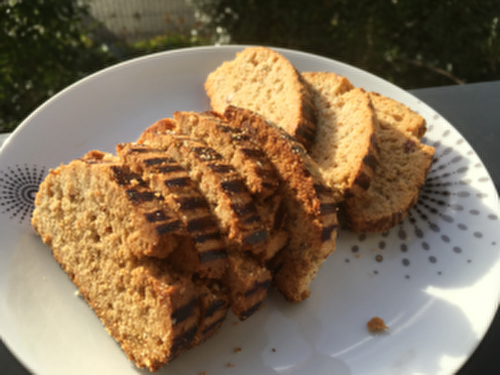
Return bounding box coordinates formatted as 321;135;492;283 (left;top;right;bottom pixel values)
205;46;317;149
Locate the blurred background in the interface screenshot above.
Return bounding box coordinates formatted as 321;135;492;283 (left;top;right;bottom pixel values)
1;0;499;133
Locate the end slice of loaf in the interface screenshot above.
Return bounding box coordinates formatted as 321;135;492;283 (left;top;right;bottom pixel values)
341;109;435;232
303;72;380;202
31;151;201;371
223;106;338;303
205;46;317;149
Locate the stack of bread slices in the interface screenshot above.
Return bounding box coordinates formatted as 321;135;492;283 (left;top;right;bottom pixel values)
31;46;434;372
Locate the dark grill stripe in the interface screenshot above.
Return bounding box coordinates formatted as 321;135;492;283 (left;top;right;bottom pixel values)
177;196;209;211
171;297;197;325
199;249;227;263
169;324;197;360
244;279;271;297
205;299;228;319
126;189;156;204
243;229;268;245
362;153;377;170
187;216;219;233
240;301;264;321
220;179;246;194
353;171;371;191
164;177;192;187
320;203;337;215
207;164;236;174
111;166;146;187
156;220;183;235
230;202;257;217
191;147;223;161
243;214;262;224
144;157;174;166
144;210;171;223
193;231;222;243
240;148;266;158
217;124;240;133
321;224;337;242
202;316;226;335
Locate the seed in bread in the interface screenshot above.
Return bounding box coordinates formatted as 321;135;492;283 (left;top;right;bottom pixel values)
303;72;380;202
223;106;338;303
205;46;317;149
31;151;201;371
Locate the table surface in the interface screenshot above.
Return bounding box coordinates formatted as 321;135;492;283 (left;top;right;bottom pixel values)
0;80;499;374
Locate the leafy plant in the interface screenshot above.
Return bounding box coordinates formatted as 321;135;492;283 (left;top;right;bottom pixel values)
190;0;500;89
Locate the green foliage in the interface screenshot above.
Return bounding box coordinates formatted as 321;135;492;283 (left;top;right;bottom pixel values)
0;0;114;132
191;0;500;89
0;0;206;133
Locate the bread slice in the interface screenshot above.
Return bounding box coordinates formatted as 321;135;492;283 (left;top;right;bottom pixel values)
171;110;288;262
368;91;427;139
341;114;435;232
303;72;380;202
31;151;201;371
136;130;271;320
116;143;227;280
205;46;317;149
223;106;338;303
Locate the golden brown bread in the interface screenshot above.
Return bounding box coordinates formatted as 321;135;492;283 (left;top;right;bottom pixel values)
31;151;201;371
303;72;380;202
205;46;317;149
223;106;338;303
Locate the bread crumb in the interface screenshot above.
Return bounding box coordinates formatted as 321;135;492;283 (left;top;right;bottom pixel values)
367;316;389;332
201;372;207;375
272;348;276;352
234;347;242;353
227;362;235;367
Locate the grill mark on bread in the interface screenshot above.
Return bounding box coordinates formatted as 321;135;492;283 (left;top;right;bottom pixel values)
224;106;338;303
116;143;228;279
156;220;184;235
244;279;272;297
240;301;264;321
199;248;228;262
171;296;198;325
202;316;226;335
205;298;228;318
144;210;171;223
169;324;198;360
220;179;246;194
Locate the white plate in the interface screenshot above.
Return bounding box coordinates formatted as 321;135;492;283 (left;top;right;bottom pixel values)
1;46;499;375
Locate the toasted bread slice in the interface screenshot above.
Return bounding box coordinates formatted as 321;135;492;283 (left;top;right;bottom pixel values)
171;110;288;262
223;106;338;303
341;116;435;233
117;143;227;279
31;151;200;371
205;46;317;149
303;72;380;202
136;129;271;320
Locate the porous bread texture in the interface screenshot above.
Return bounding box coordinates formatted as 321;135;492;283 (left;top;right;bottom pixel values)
31;153;200;371
205;46;317;149
303;72;380;202
341;112;435;233
368;91;427;139
223;106;338;303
